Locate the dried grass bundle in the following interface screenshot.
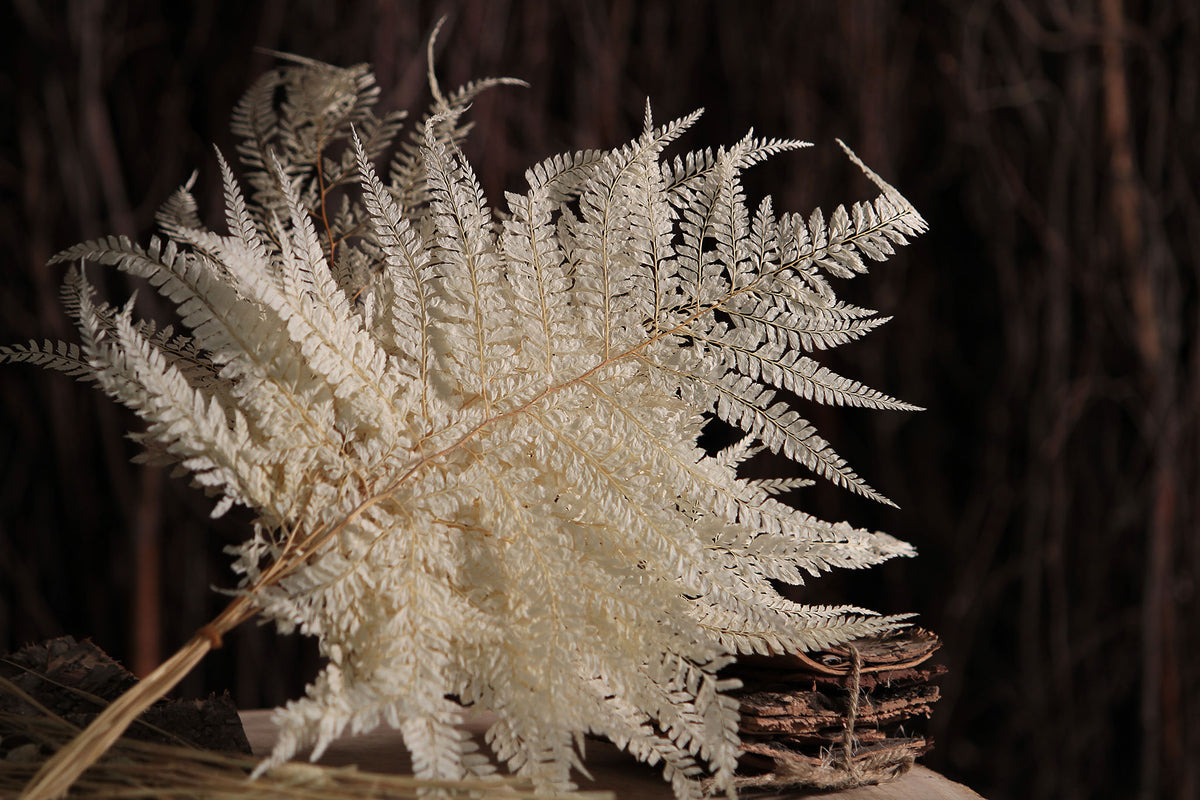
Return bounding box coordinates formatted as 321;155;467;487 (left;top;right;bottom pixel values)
1;706;607;800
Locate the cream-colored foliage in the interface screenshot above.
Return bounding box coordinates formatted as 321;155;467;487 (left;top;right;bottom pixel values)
3;49;926;800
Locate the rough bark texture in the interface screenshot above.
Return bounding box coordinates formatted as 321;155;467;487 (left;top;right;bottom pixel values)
723;628;944;793
0;637;251;756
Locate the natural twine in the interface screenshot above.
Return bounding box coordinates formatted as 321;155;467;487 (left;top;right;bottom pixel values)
839;644;865;780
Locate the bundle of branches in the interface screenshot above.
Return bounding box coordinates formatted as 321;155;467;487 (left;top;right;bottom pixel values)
721;627;943;793
1;638;604;799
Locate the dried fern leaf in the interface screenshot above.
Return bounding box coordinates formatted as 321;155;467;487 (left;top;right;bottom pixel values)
7;39;927;800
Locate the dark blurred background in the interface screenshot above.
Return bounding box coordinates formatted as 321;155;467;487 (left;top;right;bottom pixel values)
2;2;1197;798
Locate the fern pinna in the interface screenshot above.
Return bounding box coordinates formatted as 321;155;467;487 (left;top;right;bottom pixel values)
5;48;926;800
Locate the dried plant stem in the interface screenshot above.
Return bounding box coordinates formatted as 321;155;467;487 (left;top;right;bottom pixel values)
20;595;256;800
4;708;600;800
21;516;337;798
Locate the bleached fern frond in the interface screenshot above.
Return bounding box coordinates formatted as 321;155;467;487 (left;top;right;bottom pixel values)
7;42;927;800
744;476;815;495
526;149;609;204
155;173;204;238
0;339;95;380
387;30;528;214
231;57;407;231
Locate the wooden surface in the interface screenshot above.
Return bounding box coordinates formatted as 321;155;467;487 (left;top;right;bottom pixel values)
240;710;985;799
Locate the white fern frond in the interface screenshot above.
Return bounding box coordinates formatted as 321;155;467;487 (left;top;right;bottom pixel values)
8;49;930;800
743;475;815;495
0;338;96;380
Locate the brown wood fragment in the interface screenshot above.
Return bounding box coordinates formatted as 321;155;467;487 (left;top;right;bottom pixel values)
739;683;941;734
0;636;251;755
721;628;946;793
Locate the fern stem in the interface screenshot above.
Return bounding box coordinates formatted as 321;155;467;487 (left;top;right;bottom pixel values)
316;154;337;263
20;596;257;799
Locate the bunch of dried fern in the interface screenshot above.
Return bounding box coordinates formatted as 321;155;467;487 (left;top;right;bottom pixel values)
7;22;925;798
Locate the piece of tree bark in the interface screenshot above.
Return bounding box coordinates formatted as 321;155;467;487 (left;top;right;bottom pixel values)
725;627;946;792
0;636;250;755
